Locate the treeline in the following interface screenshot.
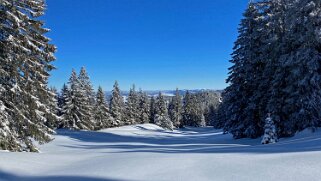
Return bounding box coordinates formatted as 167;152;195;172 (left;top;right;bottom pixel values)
0;0;220;152
55;68;221;131
214;0;321;139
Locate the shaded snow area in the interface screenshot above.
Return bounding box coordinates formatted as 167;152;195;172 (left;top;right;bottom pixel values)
1;124;321;181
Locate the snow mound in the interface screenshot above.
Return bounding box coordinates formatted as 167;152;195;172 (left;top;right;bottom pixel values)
101;123;165;132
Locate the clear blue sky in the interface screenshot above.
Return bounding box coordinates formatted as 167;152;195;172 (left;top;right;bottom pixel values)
45;0;248;91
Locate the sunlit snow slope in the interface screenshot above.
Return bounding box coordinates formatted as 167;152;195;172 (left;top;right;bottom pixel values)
1;124;321;181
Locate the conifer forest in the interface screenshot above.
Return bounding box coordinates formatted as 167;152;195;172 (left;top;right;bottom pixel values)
1;1;321;181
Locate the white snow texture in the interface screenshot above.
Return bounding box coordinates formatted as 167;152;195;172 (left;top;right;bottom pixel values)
0;124;321;181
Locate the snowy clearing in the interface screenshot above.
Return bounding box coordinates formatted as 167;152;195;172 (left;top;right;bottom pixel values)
1;124;321;181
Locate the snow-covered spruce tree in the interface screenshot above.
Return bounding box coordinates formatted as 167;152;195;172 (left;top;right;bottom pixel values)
0;0;57;151
78;67;95;106
182;91;205;127
0;88;19;151
125;85;139;125
261;114;278;144
208;104;219;127
220;0;321;139
252;0;289;138
46;87;60;129
218;2;267;138
137;89;151;124
168;88;183;128
197;91;221;126
245;0;321;137
149;96;156;123
213;96;227;129
58;84;69;117
77;67;95;125
246;0;288;138
190;94;206;127
62;70;94;130
110;81;125;127
94;86;113;130
267;0;321;136
154;92;173;130
61;70;78;129
182;91;193;127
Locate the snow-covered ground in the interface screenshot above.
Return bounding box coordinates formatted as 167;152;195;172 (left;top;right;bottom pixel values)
1;124;321;181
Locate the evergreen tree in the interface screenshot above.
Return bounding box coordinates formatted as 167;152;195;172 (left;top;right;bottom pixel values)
191;95;206;127
110;81;124;126
78;67;95;106
214;96;227;129
0;88;19;151
0;0;56;151
125;85;139;125
154;92;173;130
178;91;222;128
94;86;113;130
182;91;207;127
182;91;193;127
58;84;69;117
218;2;267;138
62;70;94;130
46;87;60;129
261;114;278;144
208;104;219;127
138;89;151;124
259;0;289;137
268;0;321;136
77;67;95;127
220;0;321;139
149;96;156;123
195;91;221;126
168;88;183;128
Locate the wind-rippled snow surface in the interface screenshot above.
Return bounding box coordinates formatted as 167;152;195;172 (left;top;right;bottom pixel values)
1;124;321;181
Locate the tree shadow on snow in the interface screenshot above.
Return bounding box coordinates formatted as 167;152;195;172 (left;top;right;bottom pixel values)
0;170;128;181
56;127;321;154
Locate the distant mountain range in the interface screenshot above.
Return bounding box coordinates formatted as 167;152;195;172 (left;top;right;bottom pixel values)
105;89;222;97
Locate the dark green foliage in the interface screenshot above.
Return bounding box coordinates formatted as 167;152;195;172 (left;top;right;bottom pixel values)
94;86;113;130
0;0;57;151
218;0;321;139
154;92;173;130
125;85;139;125
137;90;151;124
110;81;125;126
149;96;156;124
62;70;94;130
182;91;206;127
168;88;183;128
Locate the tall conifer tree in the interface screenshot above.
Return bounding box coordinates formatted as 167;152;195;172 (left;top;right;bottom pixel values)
94;86;113;129
138;89;151;124
149;96;156;123
271;0;321;136
125;85;139;125
219;2;266;138
154;92;173;130
220;0;321;139
0;0;57;151
110;81;124;126
169;88;183;128
77;67;95;126
62;70;94;130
